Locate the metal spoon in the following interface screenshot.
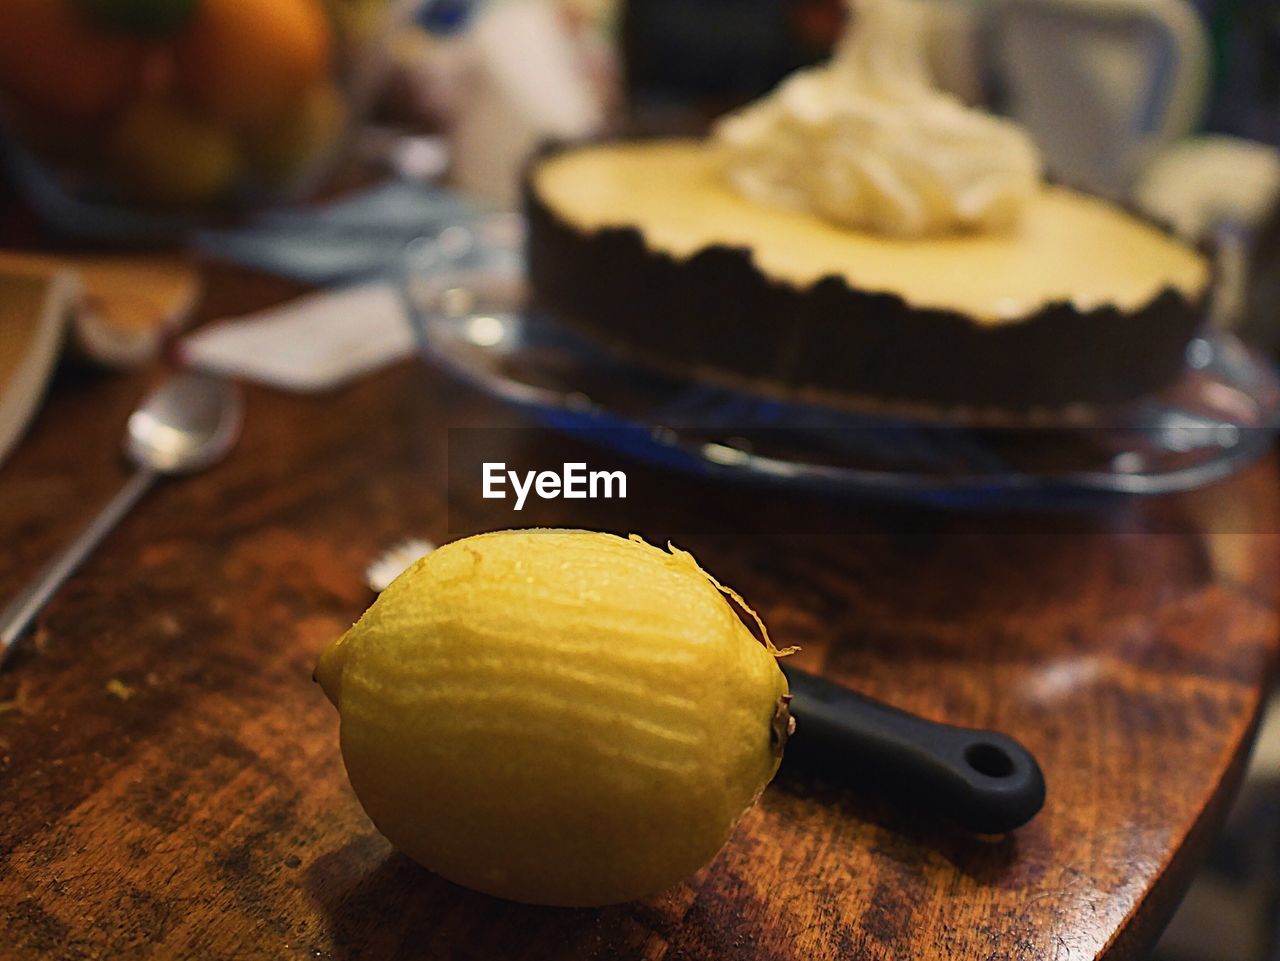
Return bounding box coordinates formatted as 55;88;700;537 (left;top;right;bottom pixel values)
0;372;242;667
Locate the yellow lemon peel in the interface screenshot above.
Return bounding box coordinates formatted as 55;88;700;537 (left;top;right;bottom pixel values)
317;528;794;907
628;534;800;658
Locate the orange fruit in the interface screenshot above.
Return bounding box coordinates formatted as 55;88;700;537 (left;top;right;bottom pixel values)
176;0;333;127
0;0;143;116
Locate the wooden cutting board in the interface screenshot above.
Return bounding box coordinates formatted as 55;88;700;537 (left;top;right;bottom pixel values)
0;251;200;367
0;267;74;468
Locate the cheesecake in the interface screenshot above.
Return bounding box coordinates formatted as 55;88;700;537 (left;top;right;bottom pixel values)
523;0;1213;412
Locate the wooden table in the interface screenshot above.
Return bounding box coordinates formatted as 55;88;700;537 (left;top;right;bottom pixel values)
1;267;1278;960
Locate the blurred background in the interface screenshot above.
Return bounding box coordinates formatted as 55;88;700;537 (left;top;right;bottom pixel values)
2;1;1280;957
5;0;1280;333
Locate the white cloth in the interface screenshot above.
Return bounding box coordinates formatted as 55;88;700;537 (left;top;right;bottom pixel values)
182;282;414;392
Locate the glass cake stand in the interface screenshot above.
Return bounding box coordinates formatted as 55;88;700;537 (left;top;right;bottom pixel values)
403;217;1280;507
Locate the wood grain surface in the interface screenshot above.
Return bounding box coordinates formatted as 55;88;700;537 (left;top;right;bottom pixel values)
1;267;1277;960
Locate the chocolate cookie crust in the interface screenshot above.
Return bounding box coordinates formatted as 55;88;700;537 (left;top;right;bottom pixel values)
524;144;1211;410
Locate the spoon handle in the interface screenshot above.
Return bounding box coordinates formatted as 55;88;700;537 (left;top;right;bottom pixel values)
0;468;157;666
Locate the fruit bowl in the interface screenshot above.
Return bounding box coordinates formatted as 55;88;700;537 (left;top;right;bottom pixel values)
0;0;413;241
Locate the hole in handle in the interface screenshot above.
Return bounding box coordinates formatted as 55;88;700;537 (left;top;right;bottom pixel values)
964;742;1016;778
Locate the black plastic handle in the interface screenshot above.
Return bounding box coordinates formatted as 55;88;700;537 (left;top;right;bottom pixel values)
781;664;1046;834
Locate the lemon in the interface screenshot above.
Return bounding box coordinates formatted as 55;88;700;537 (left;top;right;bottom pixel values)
316;529;794;907
326;0;389;45
242;79;346;185
110;98;238;206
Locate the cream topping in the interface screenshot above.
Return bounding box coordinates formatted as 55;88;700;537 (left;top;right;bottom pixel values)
712;0;1042;237
532;140;1210;323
